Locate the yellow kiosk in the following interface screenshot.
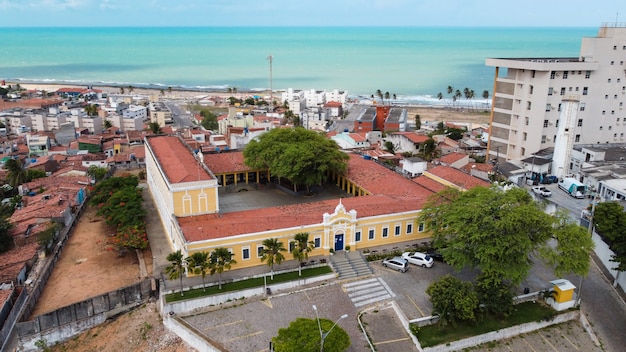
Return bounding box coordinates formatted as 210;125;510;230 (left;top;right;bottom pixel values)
549;279;576;311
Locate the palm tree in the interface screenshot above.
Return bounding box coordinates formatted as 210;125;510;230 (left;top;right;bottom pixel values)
482;90;490;109
415;114;421;130
167;86;173;95
149;122;162;135
186;251;211;291
165;250;186;296
5;158;26;188
393;93;397;100
128;85;134;94
384;92;390;105
210;247;237;289
261;238;286;280
104;120;113;129
436;92;443;101
292;232;315;276
119;87;125;94
375;89;383;104
160;89;165;96
85;104;98;116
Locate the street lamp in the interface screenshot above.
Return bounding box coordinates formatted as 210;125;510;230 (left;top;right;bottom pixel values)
312;305;348;352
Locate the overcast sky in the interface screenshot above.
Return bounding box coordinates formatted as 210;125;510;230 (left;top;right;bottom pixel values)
0;0;623;27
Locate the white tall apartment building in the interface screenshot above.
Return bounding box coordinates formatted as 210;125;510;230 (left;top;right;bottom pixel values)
485;24;626;175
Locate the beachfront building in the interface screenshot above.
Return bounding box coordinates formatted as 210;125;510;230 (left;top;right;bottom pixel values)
122;104;148;120
149;101;173;126
485;24;626;176
145;134;446;272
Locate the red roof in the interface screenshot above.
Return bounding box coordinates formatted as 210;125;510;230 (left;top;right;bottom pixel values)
425;165;490;190
179;194;427;242
203;151;251;174
146;135;214;183
391;132;430;144
439;152;467;165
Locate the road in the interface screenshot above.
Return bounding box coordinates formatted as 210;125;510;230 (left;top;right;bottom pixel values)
163;100;194;128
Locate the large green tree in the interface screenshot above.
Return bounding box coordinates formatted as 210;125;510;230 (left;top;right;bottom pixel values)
261;238;286;280
243;127;349;194
419;186;593;291
272;317;350;352
593;201;626;271
210;247;237;289
426;275;478;327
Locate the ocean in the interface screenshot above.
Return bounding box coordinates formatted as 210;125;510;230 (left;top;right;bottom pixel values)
0;26;598;104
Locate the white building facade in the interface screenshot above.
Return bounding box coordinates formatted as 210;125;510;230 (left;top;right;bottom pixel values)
485;24;626;176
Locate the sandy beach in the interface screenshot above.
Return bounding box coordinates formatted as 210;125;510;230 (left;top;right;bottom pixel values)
12;82;491;125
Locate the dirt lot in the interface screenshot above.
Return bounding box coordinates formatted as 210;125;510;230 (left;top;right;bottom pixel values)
30;205;153;317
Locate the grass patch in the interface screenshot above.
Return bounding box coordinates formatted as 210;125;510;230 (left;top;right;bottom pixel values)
415;302;557;348
165;266;332;303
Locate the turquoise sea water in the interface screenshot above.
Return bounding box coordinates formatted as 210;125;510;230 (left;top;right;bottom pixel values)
0;26;598;102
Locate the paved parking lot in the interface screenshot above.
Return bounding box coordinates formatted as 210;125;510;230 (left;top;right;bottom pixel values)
180;253;601;352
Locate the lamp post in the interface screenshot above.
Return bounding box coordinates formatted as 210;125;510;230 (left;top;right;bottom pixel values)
312;305;348;352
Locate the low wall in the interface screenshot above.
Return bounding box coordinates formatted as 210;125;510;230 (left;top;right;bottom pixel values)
163;314;228;352
421;310;579;352
16;279;155;351
162;273;335;315
592;232;626;291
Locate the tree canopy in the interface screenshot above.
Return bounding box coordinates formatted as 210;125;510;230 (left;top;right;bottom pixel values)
243;127;349;193
272;317;350;352
426;275;478;327
593;201;626;271
419;186;594;289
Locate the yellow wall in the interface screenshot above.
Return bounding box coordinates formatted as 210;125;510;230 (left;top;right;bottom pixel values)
172;187;218;216
183;207;430;274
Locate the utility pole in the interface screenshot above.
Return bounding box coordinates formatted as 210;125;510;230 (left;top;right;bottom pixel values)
267;54;273;111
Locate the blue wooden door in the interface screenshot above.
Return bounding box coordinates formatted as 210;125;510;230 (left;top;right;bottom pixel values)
334;234;344;251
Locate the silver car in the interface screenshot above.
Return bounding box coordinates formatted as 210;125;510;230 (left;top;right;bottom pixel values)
381;256;409;272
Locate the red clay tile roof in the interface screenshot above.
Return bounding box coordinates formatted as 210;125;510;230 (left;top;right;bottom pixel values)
147;135;214;183
412;175;450;193
461;162;493;173
202;151;251;174
425;165;490;190
390;132;430;144
439;152;467;165
0;242;38;283
179;194;427;242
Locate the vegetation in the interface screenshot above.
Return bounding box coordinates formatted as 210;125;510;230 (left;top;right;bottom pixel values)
186;251;210;292
210;247;237;289
272;317;350;352
26;169;46;182
414;114;421;130
5;158;26;188
419;186;594;315
384;141;396;154
292;232;315;276
89;175;148;251
85;104;98;116
37;222;61;254
165;265;332;303
414;301;556;348
166;250;186;296
199;109;218;131
243;127;349;194
87;165;108;182
148;122;162;134
593;201;626;271
0;218;14;254
426;275;478;327
261;238;287;279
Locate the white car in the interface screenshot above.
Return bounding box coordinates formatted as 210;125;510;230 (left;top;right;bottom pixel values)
381;256;409;272
401;252;434;268
532;186;552;197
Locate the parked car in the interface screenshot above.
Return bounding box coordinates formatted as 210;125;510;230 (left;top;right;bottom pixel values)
532;186;552;197
426;248;445;262
401;251;434;268
381;256;409;272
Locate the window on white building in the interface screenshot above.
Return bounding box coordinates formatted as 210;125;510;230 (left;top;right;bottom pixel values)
545;104;551;112
580;103;586;111
577;119;583;127
543;120;549;127
550;71;556;79
563;71;568;79
548;87;553;96
583;87;588;95
560;87;566;95
541;135;547;143
585;71;591;79
575;134;581;142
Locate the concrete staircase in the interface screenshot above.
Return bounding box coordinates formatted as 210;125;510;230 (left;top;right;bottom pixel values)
330;251;373;280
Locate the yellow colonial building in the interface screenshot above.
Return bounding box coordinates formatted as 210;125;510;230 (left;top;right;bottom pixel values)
144;135;486;272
